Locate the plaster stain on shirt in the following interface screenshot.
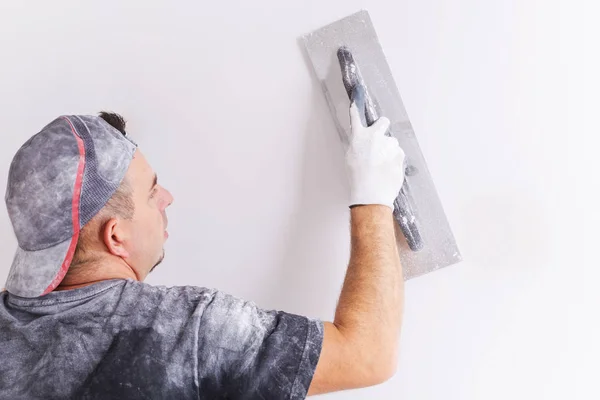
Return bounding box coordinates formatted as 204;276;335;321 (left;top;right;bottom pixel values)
0;279;323;399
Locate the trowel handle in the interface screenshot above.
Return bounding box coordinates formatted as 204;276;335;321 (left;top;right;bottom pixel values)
393;185;424;251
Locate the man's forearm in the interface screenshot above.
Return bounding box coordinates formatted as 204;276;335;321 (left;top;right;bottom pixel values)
307;99;406;395
334;205;404;376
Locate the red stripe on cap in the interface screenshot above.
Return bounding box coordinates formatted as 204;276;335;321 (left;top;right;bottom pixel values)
42;117;85;295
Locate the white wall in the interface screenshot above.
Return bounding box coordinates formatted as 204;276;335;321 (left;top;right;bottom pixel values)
1;1;597;399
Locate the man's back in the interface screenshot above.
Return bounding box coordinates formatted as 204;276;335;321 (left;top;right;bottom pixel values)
0;279;322;399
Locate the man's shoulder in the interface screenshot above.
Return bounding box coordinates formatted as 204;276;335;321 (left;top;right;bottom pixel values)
117;279;218;310
125;279;215;296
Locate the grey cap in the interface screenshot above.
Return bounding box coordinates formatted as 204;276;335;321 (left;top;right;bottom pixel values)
4;115;137;297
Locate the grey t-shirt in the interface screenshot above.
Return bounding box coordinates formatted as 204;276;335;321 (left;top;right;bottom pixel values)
0;279;323;399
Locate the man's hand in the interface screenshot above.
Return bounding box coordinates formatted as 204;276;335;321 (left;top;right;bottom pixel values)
345;97;406;210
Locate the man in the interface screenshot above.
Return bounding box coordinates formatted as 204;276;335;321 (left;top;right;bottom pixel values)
0;91;406;398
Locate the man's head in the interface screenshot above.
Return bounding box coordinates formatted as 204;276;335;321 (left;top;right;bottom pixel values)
4;113;173;297
71;113;173;283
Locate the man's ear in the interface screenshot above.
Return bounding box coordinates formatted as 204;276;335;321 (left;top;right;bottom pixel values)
102;218;130;258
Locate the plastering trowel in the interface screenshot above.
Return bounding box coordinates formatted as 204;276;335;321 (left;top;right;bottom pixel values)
302;10;461;279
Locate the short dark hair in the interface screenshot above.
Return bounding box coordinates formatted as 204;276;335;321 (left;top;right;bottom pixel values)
70;112;135;268
99;111;128;135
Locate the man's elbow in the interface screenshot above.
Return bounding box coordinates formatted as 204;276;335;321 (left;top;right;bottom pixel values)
361;347;399;386
309;323;400;395
375;358;399;385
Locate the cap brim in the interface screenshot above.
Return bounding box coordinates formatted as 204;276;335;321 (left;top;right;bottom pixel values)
4;238;74;298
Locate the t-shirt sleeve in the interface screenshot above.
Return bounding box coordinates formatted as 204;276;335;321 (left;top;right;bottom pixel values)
196;290;324;399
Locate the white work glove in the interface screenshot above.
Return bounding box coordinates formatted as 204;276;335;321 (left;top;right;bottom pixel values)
345;100;406;210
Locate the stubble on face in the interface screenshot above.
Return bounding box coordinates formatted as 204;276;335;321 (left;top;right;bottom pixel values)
149;249;165;274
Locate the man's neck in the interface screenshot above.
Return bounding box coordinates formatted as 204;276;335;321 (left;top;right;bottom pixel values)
55;279;121;291
55;257;139;291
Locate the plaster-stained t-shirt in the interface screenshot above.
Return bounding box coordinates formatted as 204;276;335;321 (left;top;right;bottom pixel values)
0;279;324;399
